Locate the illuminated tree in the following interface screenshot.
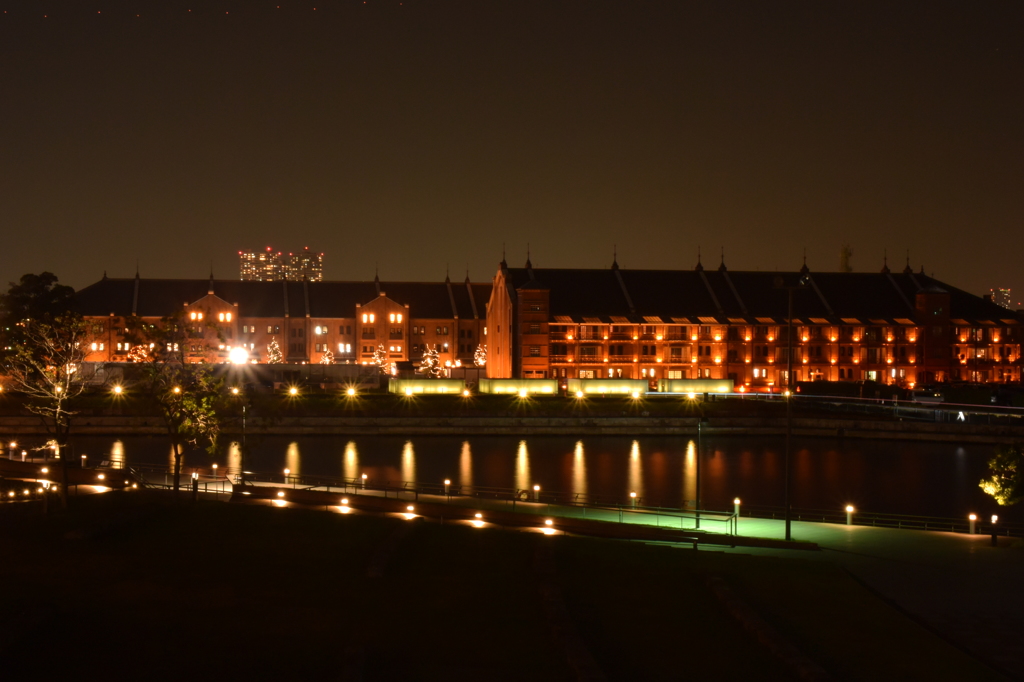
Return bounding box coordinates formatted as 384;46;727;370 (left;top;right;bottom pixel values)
122;310;224;495
371;343;390;374
127;345;149;363
319;349;334;365
474;344;487;366
0;314;89;508
980;444;1024;506
419;344;442;378
267;338;283;364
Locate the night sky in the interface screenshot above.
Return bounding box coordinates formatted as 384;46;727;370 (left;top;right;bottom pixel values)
2;1;1022;301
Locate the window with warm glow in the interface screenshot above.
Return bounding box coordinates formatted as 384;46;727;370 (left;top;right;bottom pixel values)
397;313;403;323
362;314;368;323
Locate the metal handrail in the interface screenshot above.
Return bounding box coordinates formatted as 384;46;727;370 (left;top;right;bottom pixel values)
739;503;1024;536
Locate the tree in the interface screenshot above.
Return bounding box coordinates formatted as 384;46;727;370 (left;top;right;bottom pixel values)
1;315;89;508
419;344;442;378
0;272;75;359
267;337;283;364
124;310;224;495
371;343;390;375
979;444;1024;506
474;343;487;367
319;349;334;365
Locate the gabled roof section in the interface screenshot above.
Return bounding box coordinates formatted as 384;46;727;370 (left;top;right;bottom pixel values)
506;268;630;320
75;278;493;321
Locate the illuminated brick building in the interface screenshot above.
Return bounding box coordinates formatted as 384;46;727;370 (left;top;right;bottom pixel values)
239;246;324;281
486;257;1022;389
75;273;488;367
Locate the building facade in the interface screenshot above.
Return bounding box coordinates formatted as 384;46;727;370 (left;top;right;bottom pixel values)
75;274;489;368
239;246;324;281
486;258;1023;389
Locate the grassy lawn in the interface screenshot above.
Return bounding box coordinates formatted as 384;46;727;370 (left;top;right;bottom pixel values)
0;492;1002;681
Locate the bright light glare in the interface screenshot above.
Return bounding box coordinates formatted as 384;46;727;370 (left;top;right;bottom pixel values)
228;347;249;364
845;505;854;513
518;388;528;398
288;386;298;396
347;387;356;396
112;385;123;394
276;491;285;498
575;390;584;398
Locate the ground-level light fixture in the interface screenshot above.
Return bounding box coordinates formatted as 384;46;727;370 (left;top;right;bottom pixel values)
112;385;123;394
575;390;584;398
276;491;285;498
347;387;357;396
228;347;249;365
630;391;640;399
288;386;299;396
518;388;528;398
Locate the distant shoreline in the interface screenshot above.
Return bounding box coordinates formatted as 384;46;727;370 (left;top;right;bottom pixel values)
1;414;1020;444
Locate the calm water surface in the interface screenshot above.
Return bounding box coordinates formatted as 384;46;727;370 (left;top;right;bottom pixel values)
61;434;1017;521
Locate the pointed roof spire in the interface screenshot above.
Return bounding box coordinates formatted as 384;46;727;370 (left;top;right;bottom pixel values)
611;244;619;270
799;249;809;275
135;260;140;278
500;243;507;269
102;270;108;280
903;250;913;275
465;265;471;283
695;246;704;271
718;247;727;272
445;263;451;283
881;249;890;274
374;263;380;284
525;243;532;269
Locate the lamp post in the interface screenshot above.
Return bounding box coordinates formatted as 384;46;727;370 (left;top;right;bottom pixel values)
775;274;809;542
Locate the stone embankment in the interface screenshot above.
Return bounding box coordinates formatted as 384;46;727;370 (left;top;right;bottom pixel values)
1;414;1022;443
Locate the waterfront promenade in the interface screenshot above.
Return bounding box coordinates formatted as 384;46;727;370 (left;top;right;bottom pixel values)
236;478;1024;678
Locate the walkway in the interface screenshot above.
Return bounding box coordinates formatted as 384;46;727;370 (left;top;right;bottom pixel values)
713;518;1024;679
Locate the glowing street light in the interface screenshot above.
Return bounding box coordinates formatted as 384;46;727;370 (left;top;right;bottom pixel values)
228;347;249;365
845;505;855;526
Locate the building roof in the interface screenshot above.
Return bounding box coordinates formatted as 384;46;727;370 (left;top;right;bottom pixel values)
502;266;1018;326
74;277;491;320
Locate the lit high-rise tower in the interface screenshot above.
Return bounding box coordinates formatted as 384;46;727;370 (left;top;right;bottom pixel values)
239;247;323;281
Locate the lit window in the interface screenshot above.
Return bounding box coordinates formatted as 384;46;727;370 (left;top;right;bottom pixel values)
370;314;375;323
190;312;197;321
396;345;402;352
397;313;403;323
226;313;232;322
90;343;98;351
315;326;322;335
362;314;368;323
219;313;225;322
390;313;396;322
390;346;395;352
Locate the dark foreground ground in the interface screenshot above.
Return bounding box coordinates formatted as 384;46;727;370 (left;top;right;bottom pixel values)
0;492;1006;681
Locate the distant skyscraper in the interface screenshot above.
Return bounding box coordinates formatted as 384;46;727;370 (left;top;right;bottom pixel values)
239;247;323;281
990;287;1012;309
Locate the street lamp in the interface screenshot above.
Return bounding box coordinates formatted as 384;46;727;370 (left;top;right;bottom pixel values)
774;273;809;542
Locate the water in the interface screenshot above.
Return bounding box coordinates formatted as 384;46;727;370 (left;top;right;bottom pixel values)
58;434;1018;521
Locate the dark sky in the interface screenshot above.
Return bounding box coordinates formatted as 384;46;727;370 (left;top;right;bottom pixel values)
2;1;1022;302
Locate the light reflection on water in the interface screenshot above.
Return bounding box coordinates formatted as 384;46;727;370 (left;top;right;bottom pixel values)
70;434;1015;520
628;440;643;502
111;440;125;468
286;442;301;477
515;440;530;492
227;442;242;478
343;441;358;480
459;441;472;488
683;440;696;508
572;441;586;498
401;440;415;482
